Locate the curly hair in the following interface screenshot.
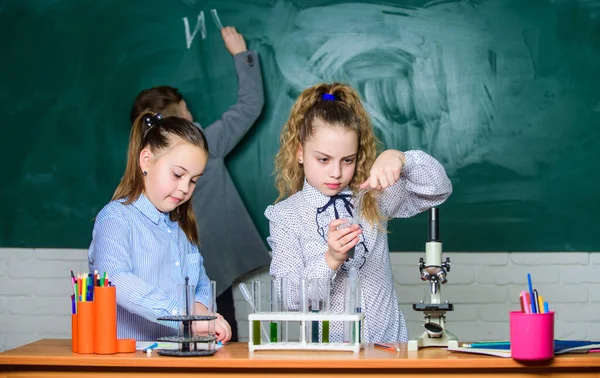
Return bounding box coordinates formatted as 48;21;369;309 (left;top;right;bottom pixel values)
274;82;384;226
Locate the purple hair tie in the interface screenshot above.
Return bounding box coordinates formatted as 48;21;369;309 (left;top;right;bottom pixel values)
322;93;336;101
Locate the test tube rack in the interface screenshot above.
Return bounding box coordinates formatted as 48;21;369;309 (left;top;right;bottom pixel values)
156;314;217;357
248;312;365;353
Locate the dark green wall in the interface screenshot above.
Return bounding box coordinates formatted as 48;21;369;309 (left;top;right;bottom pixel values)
1;0;599;251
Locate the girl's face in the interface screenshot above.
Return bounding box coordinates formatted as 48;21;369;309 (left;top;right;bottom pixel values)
297;119;358;196
140;140;207;213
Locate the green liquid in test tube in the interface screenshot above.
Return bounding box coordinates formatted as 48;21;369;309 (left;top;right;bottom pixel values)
270;322;278;342
322;277;331;343
322;321;330;343
270;279;280;343
253;320;261;345
252;281;262;345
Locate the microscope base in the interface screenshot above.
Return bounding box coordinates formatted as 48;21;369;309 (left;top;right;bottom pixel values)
407;329;459;351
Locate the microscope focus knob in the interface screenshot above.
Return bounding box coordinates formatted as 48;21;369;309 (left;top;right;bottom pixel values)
443;257;451;272
418;257;425;271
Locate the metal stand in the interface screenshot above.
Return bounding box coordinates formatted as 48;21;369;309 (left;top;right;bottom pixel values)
156;278;217;356
408;207;459;351
156;315;217;356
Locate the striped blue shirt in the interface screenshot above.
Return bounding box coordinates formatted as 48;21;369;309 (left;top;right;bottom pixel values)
88;194;211;341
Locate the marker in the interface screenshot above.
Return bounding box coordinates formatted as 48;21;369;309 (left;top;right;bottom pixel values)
533;289;540;314
463;341;510;348
82;275;87;302
523;292;531;314
143;342;158;352
527;273;537;313
70;270;76;294
519;291;526;312
374;343;401;352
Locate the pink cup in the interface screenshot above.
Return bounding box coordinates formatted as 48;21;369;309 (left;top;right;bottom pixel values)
510;311;554;361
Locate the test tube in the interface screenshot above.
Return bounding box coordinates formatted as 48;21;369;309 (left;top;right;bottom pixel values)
322;277;330;343
270;279;280;343
299;278;309;343
299;278;309;313
355;276;362;343
207;280;217;350
343;278;352;343
252;280;262;345
280;277;289;343
310;278;320;343
343;267;359;343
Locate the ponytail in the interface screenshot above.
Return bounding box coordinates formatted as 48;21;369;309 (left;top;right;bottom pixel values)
111;112;157;202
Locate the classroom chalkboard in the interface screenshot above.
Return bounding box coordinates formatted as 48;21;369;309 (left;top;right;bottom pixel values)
1;0;599;251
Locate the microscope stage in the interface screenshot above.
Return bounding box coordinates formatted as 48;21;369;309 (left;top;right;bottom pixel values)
413;303;453;311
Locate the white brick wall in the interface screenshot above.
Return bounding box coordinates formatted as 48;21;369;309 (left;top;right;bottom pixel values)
1;248;598;352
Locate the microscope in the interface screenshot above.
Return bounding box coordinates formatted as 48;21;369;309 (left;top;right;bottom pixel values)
407;207;459;351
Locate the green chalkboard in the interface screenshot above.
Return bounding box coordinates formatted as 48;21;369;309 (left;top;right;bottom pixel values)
1;0;599;251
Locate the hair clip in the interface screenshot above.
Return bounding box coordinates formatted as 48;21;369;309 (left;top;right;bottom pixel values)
322;93;336;101
144;113;164;128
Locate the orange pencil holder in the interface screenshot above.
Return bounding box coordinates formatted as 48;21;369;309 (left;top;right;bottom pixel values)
93;286;118;354
71;314;78;353
76;301;95;354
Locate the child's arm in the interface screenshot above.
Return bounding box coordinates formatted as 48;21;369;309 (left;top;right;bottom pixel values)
201;26;264;158
90;216;179;328
375;150;453;218
266;205;337;311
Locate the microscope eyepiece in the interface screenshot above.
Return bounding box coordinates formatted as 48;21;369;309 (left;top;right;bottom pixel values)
428;207;439;242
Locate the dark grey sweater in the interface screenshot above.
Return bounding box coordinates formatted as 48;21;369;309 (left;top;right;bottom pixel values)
193;50;270;296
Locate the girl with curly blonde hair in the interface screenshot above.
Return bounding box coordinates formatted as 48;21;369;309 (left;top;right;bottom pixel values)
266;82;453;343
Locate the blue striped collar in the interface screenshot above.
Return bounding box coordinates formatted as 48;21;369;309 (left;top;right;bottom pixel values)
131;194;169;225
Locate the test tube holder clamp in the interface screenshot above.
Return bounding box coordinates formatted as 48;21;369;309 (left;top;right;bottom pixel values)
248;312;365;353
156;314;217;356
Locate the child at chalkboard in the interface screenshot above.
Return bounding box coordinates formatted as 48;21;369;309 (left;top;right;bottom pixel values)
88;112;232;342
265;82;453;343
129;26;269;342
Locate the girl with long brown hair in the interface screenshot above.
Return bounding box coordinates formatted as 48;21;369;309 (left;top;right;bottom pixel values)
88;112;231;342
